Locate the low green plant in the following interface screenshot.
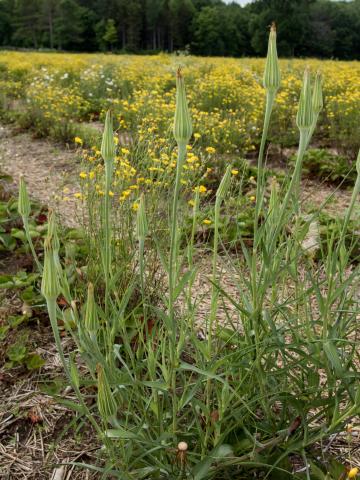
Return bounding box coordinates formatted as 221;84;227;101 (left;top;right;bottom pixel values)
21;27;360;480
289;148;357;186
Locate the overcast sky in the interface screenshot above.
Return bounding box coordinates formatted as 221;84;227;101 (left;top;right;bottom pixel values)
223;0;250;4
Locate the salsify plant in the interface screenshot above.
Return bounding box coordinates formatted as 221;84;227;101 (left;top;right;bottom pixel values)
21;26;360;480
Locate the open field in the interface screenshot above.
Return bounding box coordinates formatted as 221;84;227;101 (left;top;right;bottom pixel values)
0;47;359;480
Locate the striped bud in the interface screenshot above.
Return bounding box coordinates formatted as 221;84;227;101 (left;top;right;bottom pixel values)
263;23;281;93
48;209;60;253
18;175;31;219
97;365;117;420
296;68;313;130
84;283;99;334
216;165;232;199
173;68;192;145
136;194;148;240
101;110;116;163
41;236;60;300
312;71;323;115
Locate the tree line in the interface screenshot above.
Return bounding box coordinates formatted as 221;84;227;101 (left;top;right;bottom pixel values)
0;0;359;59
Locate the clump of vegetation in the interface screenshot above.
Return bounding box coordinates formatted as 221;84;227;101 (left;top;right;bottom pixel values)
19;27;360;479
289;148;357;186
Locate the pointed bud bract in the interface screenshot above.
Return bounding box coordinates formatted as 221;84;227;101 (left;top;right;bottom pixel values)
41;236;60;300
97;365;117;420
18;175;31;219
312;72;323;115
296;68;313;130
263;23;281;93
48;209;60;253
101;110;116;163
84;283;99;334
216;165;232;199
173;68;192;145
136;194;148;240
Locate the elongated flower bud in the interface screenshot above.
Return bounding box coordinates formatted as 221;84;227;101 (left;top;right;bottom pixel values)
356;149;360;176
41;236;60;300
136;194;148;240
97;365;117;420
296;68;313;130
101;110;116;163
173;68;192;145
18;175;31;219
263;23;281;93
216;165;232;199
48;209;60;253
312;71;323;115
84;283;99;334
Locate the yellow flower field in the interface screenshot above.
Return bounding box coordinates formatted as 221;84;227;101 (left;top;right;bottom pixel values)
0;52;359;156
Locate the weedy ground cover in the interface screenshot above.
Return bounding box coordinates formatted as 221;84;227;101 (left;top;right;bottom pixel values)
13;25;360;479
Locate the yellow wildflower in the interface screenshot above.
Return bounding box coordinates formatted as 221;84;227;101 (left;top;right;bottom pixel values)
203;219;212;225
348;468;359;479
74;137;83;145
205;147;216;154
231;169;239;175
79;172;87;179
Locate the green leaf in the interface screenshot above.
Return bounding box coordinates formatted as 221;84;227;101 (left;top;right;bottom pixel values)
106;428;138;439
7;344;27;362
192;444;233;480
323;340;344;376
25;353;45;370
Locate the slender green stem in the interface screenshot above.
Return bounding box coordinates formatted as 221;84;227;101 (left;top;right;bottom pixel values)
104;161;112;317
23;218;42;272
168;141;187;434
269;127;309;253
46;298;105;439
254;90;276;238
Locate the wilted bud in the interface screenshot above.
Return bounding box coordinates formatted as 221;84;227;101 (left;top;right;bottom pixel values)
173;68;192;145
101;110;116;163
84;283;99;334
216;165;232;199
136;194;148;240
263;23;281;93
18;175;31;219
296;68;313;131
312;71;323;115
41;236;60;300
97;365;117;420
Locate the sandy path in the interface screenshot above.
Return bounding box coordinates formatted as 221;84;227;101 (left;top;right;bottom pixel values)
0;124;81;227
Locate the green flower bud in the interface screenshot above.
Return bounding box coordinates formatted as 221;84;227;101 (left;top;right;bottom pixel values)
18;175;31;219
356;149;360;176
312;71;323;115
97;365;117;420
173;68;192;145
41;236;60;300
216;165;232;199
84;283;99;334
136;194;148;240
263;23;281;93
101;110;116;163
48;209;60;253
296;68;313;131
